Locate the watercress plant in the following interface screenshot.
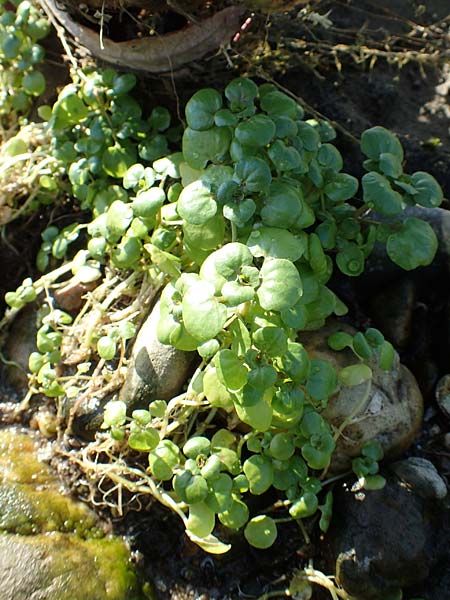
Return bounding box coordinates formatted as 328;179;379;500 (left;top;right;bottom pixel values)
2;63;443;553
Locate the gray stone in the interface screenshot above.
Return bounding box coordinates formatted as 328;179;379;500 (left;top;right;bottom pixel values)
1;305;37;391
119;300;195;411
390;457;448;500
329;472;449;600
302;321;423;472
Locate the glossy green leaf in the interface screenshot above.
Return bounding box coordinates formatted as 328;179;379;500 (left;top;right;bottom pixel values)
102;143;136;178
244;515;277;549
235;114;275;147
268;140;302;172
243;455;274;495
148;440;181;481
362;172;403;215
218;498;249;530
187;502;215;538
247;227;306;261
386;217;438;270
257;258;302;311
23;70;46;96
225;77;258;111
306;359;337;401
128;429;160;452
409;171;443;208
379;152;403;178
103;400;127;428
182;280;227;342
260;90;298;118
261;181;303;227
361;126;404;162
336;245;365;276
277;342;310;384
182;126;231;169
234;158;272;193
339;364;372;386
185;88;222;130
252;326;288;357
324;173;358;202
177;180;217;225
174;471;209;504
289;492;318;519
215;349;248;391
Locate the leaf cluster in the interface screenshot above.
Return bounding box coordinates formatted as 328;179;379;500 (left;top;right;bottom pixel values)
0;0;49;124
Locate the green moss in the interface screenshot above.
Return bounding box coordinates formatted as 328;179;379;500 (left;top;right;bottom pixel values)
0;533;155;600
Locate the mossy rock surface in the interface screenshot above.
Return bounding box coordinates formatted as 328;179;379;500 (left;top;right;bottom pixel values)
0;428;154;600
0;533;152;600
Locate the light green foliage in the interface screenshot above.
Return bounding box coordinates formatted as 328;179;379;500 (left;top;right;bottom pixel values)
0;0;49;122
1;43;443;556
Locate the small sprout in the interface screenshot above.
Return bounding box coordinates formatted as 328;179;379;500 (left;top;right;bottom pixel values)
102;400;127;428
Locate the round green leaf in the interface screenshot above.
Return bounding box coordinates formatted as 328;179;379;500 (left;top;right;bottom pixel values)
128;429;160;452
339;364;372;387
270;433;295;461
103;400;127;428
234;158;272;193
247;227;306;261
306;359;337;401
386;217;438;270
260;90;298;118
183;436;211;458
218;498;249;530
289;492;319;519
409;171;443;208
235;114;275;148
149;440;181;481
261;182;303;228
252;326;288;357
174;471;209;504
23;70;46;96
215;349;248;391
324;173;358;202
362;172;403;215
182;126;231;169
177;180;217;225
361;126;404;162
123;163;145;189
205;473;233;513
182;280;227;342
185;88;223;130
187;502;215;538
97;335;116;360
336;245;365;277
257;258;302;311
244;515;277;549
225;77;258;110
102;143;136;178
243;455;274;495
268;140;302;172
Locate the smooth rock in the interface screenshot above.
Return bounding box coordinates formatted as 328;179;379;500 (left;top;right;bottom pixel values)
301;321;423;472
359;206;450;291
329;471;449;600
435;374;450;420
1;305;37;391
119;300;195;411
390;456;448;500
369;277;416;350
0;428;153;600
